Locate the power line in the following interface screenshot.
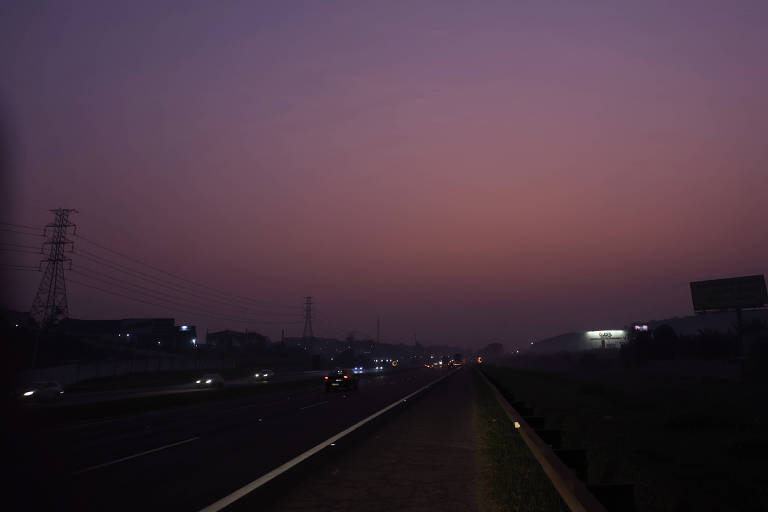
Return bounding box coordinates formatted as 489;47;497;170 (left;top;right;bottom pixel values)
0;242;43;250
0;247;44;255
70;267;302;324
7;218;303;326
0;264;41;271
5;222;297;311
0;221;42;231
73;248;301;317
68;277;302;326
0;228;44;237
73;232;296;309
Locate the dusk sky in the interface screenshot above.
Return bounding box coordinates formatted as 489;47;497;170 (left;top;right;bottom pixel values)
2;1;767;350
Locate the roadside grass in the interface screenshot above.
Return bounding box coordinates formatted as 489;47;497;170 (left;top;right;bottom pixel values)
473;369;568;512
482;365;768;512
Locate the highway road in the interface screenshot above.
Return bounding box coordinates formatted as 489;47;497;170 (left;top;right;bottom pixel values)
52;370;328;405
8;367;458;511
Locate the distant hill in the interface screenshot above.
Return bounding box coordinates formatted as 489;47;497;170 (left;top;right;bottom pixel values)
528;332;589;354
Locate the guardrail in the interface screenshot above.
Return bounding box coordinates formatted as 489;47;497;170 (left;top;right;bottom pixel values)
476;368;609;512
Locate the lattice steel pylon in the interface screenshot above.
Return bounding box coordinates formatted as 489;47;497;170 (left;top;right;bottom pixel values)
30;208;77;327
302;296;314;339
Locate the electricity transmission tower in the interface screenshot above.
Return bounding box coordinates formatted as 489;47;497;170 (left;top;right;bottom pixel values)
30;208;77;327
302;296;314;339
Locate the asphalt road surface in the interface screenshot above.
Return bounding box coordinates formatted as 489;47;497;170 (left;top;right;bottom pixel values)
53;370;328;405
8;368;455;511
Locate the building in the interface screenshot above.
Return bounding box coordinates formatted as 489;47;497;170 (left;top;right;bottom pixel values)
528;330;628;354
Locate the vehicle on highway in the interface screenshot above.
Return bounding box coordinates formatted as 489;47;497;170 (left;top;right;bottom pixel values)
254;369;275;380
324;368;358;392
18;381;64;402
195;373;224;389
352;366;364;374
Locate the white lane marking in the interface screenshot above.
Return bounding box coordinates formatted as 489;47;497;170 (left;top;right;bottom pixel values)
198;369;457;512
72;436;200;475
299;400;328;411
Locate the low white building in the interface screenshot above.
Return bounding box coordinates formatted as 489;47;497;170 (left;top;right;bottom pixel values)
528;330;628;354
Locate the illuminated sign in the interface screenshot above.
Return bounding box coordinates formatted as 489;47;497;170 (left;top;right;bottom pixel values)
634;324;648;332
586;330;627;340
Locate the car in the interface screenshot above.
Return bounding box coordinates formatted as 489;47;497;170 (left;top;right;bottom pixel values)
254;369;275;380
19;381;64;402
324;368;358;392
352;366;364;374
195;373;224;389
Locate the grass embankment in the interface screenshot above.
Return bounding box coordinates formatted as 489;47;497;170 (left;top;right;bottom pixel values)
473;369;568;512
482;365;768;512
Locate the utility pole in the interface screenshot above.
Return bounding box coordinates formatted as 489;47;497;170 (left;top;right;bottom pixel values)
30;208;77;328
302;296;314;339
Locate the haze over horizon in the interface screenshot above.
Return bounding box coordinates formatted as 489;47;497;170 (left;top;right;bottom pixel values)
2;1;767;350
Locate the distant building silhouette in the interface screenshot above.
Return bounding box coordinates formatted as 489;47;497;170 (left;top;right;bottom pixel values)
630;309;768;337
207;330;268;350
59;317;197;350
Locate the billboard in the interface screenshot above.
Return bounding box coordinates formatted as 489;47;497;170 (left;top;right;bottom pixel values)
690;275;768;312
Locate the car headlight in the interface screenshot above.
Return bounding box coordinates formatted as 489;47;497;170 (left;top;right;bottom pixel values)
23;390;35;396
196;380;202;384
205;379;213;384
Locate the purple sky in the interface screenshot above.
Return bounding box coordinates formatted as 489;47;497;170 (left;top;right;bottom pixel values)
2;1;767;349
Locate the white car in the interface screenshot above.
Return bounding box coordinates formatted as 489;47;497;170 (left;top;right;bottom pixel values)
195;373;224;389
255;369;275;380
20;381;64;402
